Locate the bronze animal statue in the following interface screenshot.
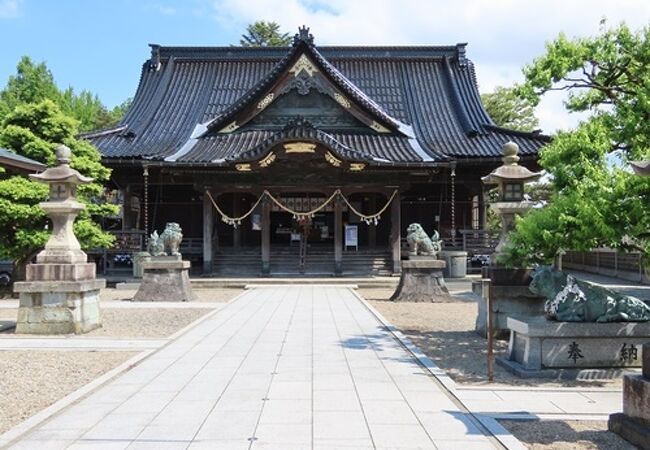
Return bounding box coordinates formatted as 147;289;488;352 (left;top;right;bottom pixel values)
161;222;183;256
147;231;165;256
529;266;650;322
406;223;442;257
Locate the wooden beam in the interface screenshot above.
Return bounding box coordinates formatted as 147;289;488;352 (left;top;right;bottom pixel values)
202;193;213;274
390;192;401;274
334;197;343;275
233;194;241;249
261;198;271;275
368;195;377;249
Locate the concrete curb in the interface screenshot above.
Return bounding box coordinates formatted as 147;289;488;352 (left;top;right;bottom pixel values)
350;289;530;450
349;289;457;392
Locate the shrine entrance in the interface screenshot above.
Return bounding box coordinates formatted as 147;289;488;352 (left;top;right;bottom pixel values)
205;190;398;276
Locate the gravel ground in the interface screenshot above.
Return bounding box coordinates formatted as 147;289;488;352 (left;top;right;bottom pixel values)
361;288;622;388
0;351;136;434
499;420;637;450
1;308;213;338
86;308;212;337
100;287;244;303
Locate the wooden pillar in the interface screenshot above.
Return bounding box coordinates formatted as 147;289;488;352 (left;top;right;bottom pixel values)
390;191;401;274
480;185;487;230
334;197;343;275
202;192;213;274
122;187;132;231
143;166;149;238
261;198;271;275
368;195;376;249
233;194;241;249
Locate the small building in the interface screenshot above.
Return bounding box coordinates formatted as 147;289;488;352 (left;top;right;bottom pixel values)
0;148;46;175
85;27;548;276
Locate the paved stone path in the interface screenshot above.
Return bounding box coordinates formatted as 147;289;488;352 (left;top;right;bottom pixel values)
6;286;499;449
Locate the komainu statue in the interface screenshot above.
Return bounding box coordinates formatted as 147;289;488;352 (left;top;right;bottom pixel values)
406;223;442;257
161;222;183;256
147;231;165;256
529;266;650;322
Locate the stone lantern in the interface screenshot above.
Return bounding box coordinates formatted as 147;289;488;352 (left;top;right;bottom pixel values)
482;142;542;263
13;145;104;334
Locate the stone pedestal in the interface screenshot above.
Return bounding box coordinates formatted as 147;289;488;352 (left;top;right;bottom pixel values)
133;256;194;302
608;343;650;450
132;252;151;278
14;278;104;334
498;316;650;378
390;258;451;302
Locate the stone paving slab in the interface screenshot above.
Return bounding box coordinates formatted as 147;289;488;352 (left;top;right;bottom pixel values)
5;286;499;449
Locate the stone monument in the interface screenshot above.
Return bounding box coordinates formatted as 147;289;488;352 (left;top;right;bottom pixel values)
133;222;194;302
13;145;104;334
498;267;650;377
390;223;451;302
475;142;544;335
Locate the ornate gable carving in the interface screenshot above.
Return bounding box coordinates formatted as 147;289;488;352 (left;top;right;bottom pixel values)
289;54;319;77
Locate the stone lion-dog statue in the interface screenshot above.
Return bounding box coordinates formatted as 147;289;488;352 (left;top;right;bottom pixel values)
530;266;650;322
147;222;184;257
406;223;443;257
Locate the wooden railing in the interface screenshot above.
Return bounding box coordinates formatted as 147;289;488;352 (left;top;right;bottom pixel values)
440;229;499;254
562;249;648;283
89;231;203;274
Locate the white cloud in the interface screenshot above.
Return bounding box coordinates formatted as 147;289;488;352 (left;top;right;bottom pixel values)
212;0;650;133
158;5;177;16
0;0;21;18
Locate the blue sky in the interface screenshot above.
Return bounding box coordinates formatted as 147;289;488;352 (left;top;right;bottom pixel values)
1;0;649;133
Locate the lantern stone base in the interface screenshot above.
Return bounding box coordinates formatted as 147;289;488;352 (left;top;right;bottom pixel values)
390;258;451;302
133;256;194;302
13;278;104;334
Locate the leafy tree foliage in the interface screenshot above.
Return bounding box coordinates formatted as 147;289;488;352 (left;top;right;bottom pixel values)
0;56;128;131
240;21;291;47
0;101;117;265
502;23;650;266
481;86;539;132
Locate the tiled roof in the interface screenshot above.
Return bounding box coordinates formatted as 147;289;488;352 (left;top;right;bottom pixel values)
0;148;47;172
86;30;549;165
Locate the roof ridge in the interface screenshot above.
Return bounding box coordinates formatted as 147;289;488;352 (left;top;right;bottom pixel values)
482;124;552;141
201;30;409;136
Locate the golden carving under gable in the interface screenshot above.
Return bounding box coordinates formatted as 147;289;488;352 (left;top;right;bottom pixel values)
220;121;239;133
284;142;317;153
334;92;351;109
257;93;275;110
235;163;252;172
289;54;318;77
325;151;342;167
370;121;390;133
259;152;276;168
349;163;366;171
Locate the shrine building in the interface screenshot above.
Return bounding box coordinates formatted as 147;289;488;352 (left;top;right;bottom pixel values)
85;27;549;276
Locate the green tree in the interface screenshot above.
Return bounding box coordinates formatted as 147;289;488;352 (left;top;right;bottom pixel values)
0;56;128;131
240;21;291;47
481;85;539;132
502;22;650;266
0;100;117;269
0;57;59;119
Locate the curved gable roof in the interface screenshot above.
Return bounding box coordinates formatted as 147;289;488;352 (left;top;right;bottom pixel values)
86;28;549;166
